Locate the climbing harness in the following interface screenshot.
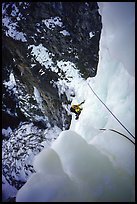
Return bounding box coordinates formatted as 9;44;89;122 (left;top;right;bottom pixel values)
86;81;135;142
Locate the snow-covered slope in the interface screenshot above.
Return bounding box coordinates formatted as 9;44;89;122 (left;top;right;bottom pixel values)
16;2;135;202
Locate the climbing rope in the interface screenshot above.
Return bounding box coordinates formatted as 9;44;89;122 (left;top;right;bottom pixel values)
87;82;135;140
99;128;135;145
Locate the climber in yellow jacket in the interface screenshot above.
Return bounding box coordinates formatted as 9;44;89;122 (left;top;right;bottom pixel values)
70;100;85;120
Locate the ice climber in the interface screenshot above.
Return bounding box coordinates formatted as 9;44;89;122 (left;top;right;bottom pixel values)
70;100;85;120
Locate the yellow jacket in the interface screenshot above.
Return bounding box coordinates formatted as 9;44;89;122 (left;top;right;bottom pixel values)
71;104;83;114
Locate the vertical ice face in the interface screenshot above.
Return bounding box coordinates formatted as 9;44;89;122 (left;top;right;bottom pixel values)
98;2;135;76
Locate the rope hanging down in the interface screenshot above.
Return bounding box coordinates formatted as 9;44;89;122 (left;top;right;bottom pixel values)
100;128;135;145
87;82;135;139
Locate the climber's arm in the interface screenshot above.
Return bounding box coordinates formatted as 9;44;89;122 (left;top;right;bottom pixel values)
77;100;85;106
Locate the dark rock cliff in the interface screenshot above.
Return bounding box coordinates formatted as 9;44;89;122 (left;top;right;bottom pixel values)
2;2;102;131
2;2;102;196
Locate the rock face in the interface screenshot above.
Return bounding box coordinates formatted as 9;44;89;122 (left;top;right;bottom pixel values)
2;2;102;130
2;1;102;197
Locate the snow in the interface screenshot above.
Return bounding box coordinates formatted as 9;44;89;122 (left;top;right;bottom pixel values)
31;64;36;68
2;127;12;138
28;43;82;102
2;175;17;202
54;60;82;99
60;30;70;36
33;87;43;111
11;3;19;17
2;122;62;197
2;16;27;42
89;31;94;38
3;72;17;93
28;44;54;69
16;2;135;202
2;3;27;42
18;122;38;135
42;16;63;30
39;69;45;75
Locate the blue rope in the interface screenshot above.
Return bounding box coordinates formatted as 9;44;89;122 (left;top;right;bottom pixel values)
87;82;135;139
